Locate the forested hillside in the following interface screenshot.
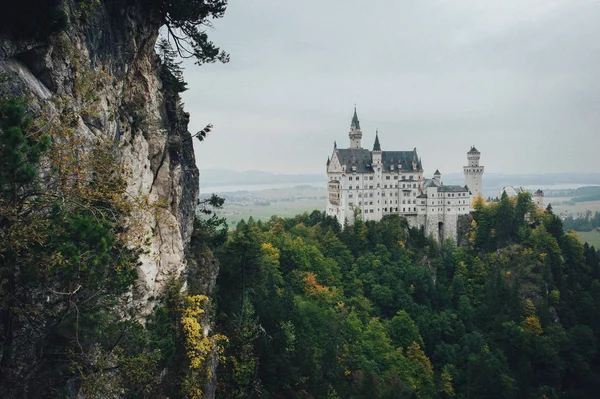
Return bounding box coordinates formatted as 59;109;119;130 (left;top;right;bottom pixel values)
209;193;600;398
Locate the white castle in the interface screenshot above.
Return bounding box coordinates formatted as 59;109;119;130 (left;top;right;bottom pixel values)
326;108;484;243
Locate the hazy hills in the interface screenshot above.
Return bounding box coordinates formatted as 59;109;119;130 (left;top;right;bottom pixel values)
201;168;600;194
201;168;323;187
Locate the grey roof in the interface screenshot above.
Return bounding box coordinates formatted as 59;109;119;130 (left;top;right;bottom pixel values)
417;193;428;198
334;147;423;173
335;148;372;173
434;169;441;175
381;150;422;172
351;107;360;129
373;132;381;151
423;178;440;188
469;146;479;153
438;185;469;192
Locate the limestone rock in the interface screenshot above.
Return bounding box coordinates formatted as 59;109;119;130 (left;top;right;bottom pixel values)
0;0;199;314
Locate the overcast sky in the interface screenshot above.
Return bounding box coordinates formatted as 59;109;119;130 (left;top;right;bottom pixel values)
181;0;600;177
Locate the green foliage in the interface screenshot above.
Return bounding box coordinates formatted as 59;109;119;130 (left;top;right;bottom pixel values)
151;0;230;64
210;196;600;398
158;38;189;93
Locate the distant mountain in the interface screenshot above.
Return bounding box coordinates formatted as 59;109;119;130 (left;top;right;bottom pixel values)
201;168;325;187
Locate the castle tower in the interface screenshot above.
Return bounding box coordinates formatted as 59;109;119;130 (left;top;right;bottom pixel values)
534;189;544;208
349;107;362;149
463;146;484;198
433;169;441;185
372;130;382;164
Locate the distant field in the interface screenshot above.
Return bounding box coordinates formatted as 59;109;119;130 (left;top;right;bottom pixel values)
576;231;600;249
221;200;324;227
547;197;600;218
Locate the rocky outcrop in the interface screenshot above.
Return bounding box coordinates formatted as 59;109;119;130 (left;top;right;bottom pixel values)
0;0;199;311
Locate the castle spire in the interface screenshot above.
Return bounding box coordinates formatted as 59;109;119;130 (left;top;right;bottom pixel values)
373;130;381;151
351;106;360;129
349;106;362;149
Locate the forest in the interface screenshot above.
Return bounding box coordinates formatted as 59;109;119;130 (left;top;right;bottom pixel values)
209;193;600;399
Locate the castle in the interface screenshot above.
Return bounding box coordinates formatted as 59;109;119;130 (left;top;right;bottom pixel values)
326;108;484;243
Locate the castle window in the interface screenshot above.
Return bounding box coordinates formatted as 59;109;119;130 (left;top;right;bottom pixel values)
358;193;362;197
370;209;374;213
349;177;352;181
359;201;362;205
349;194;353;198
349;202;354;206
370;201;373;205
413;184;416;188
369;176;373;180
402;184;405;188
403;208;405;212
402;176;406;180
394;176;398;180
356;176;360;180
386;176;390;180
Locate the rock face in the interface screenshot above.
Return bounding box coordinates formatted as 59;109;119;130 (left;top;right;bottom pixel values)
0;0;199;311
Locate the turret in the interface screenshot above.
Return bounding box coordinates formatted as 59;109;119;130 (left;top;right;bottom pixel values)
467;146;481;167
464;146;484;198
534;189;544;208
433;169;441;185
349;107;362;149
372;130;382;164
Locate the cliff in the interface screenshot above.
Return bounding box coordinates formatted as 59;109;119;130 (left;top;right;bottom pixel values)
0;0;199;310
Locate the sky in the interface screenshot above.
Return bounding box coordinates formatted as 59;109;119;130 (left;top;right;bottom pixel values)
181;0;600;177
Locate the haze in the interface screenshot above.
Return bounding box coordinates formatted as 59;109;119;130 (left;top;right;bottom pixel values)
181;0;600;177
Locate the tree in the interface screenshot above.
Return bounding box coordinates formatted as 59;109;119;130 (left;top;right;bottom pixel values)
154;0;230;64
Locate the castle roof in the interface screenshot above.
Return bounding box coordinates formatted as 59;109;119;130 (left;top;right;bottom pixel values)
434;169;441;176
351;107;360;129
423;178;440;188
469;146;479;153
438;185;469;192
373;132;381;151
334;147;422;173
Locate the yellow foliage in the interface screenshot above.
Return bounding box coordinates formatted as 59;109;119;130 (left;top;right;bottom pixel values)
522;316;543;335
407;341;433;373
439;367;456;398
472;195;487;208
261;242;280;262
303;272;333;297
181;295;228;371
